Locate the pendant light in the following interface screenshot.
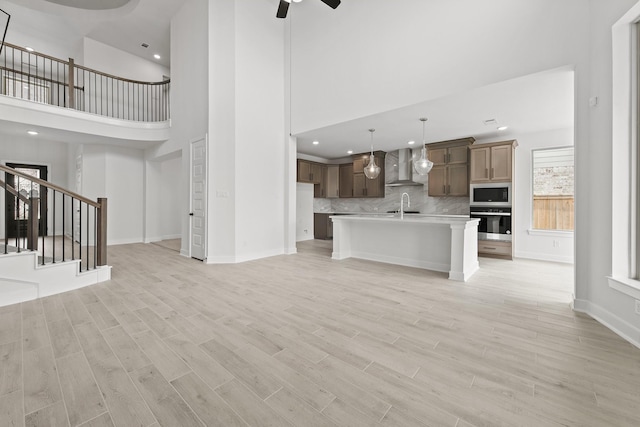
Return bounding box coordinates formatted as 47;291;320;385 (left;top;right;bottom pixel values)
414;117;433;175
364;128;381;179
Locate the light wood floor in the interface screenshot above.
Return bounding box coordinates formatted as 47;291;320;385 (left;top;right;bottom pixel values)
1;239;639;427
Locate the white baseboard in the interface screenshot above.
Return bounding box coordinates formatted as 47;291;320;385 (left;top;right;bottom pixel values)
108;237;144;246
206;247;285;265
573;298;640;349
515;250;574;264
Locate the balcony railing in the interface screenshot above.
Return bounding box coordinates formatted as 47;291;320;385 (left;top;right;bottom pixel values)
0;42;170;122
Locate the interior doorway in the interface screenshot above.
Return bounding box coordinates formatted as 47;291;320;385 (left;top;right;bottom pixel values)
4;163;48;239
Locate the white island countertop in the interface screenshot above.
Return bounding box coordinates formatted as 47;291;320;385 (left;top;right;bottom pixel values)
330;214;480;281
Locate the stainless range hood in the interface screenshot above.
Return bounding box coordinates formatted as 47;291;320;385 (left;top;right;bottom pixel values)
386;148;423;187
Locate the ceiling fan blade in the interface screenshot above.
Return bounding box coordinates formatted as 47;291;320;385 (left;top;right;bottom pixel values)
276;0;289;18
319;0;341;9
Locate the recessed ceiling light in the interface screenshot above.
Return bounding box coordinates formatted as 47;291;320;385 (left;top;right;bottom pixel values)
483;119;498;126
408;140;415;145
347;150;353;154
312;140;319;145
25;46;34;52
27;130;38;135
497;126;508;131
153;54;161;60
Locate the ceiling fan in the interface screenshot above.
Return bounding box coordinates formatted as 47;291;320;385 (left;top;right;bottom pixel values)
276;0;341;19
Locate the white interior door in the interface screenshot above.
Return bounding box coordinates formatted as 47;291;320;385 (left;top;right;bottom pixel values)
190;137;207;260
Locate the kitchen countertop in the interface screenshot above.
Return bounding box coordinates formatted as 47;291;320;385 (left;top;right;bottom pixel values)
316;211;470;219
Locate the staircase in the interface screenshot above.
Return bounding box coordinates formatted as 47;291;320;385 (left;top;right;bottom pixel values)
0;164;110;307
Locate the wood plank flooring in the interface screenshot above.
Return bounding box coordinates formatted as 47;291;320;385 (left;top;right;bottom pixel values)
1;239;639;426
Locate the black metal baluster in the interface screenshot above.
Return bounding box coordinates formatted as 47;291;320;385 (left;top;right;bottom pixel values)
94;206;97;269
71;197;75;261
3;174;7;254
86;201;89;271
16;176;21;253
52;189;56;263
78;198;81;270
62;193;65;262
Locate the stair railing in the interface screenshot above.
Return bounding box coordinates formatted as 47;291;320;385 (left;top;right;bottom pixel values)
0;164;107;272
0;41;170;122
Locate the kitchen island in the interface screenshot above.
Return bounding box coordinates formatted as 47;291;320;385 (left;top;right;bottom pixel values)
331;214;480;281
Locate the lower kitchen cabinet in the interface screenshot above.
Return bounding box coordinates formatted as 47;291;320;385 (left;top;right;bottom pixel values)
478;240;512;259
314;213;333;240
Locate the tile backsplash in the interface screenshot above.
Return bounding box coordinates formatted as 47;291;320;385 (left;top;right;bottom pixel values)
313;151;470;215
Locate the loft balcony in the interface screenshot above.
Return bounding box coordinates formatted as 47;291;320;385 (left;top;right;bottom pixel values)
0;42;170;145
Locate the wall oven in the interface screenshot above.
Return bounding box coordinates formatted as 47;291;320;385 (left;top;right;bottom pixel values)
470;206;512;242
470;183;511;207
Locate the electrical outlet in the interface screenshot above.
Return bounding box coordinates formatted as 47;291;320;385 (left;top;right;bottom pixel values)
553;240;559;248
635;300;640;315
304;229;308;234
443;208;449;213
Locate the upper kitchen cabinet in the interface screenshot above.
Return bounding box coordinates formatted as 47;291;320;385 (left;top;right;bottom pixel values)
325;165;340;198
297;159;327;197
352;151;386;198
427;138;474;197
339;163;354;198
469;140;518;183
297;159;312;183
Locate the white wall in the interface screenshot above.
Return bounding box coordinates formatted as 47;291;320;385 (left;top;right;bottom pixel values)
290;0;591;134
159;155;182;239
143;153;182;243
296;183;314;241
81;144;144;245
233;0;286;261
0;0;84;60
205;0;286;263
82;38;170;81
288;0;640;346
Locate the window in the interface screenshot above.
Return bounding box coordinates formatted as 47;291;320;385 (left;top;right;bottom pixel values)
532;147;574;231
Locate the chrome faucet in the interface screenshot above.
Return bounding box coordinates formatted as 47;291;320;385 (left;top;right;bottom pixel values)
400;192;410;219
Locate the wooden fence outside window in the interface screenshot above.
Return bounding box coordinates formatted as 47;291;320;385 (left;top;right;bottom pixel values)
533;195;574;230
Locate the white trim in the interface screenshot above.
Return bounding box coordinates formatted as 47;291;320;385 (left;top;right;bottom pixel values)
514;251;574;264
608;275;640;299
526;229;574;237
611;2;640;282
107;237;143;246
206;248;285;264
573;298;640;350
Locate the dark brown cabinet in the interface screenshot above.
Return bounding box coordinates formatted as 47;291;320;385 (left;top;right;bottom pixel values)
297;159;327;198
426;138;474;197
339;163;354;198
298;152;386;199
469;140;517;183
351;151;386;198
314;213;333;239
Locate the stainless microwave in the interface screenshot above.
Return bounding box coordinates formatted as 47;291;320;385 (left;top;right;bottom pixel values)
470;183;512;207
